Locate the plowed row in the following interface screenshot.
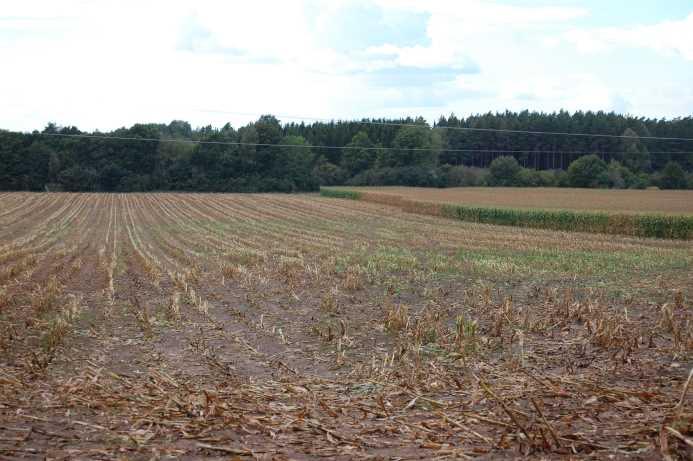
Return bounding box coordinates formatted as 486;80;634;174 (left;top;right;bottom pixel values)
0;193;691;459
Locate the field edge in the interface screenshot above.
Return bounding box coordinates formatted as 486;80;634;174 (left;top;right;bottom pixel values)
320;187;693;240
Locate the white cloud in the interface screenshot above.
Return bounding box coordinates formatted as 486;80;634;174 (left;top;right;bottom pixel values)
564;12;693;60
0;1;691;132
361;1;587;71
374;0;587;24
364;43;470;70
442;72;623;116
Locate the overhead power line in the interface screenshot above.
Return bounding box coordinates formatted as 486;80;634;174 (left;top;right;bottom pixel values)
201;109;693;142
31;132;693;156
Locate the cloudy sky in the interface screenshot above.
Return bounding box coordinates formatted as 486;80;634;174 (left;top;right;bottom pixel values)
1;0;692;132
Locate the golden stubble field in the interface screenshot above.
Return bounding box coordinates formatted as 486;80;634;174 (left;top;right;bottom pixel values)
0;192;692;459
347;187;693;215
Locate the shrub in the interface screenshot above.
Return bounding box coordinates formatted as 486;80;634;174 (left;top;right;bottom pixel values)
566;155;608;188
658;161;687;189
515;169;536;187
516;169;558;187
628;173;649;190
118;174;152;192
347;166;443;187
537;170;560;187
555;170;570;187
444;166;489;187
313;159;347;186
605;161;634;189
488;156;522;186
58;166;98;192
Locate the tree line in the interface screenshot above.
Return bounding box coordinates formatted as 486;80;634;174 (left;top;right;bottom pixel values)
1;111;692;192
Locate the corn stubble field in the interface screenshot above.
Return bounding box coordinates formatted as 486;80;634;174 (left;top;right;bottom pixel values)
0;192;692;459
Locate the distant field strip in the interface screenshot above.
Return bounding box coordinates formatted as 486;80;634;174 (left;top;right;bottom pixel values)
321;188;693;239
339;187;693;214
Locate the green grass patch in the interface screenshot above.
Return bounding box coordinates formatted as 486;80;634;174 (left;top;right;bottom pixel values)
320;188;362;200
335;242;690;288
454;247;691;278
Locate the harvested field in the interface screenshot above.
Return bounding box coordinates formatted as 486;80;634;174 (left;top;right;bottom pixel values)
1;192;692;459
322;188;693;239
339;187;693;215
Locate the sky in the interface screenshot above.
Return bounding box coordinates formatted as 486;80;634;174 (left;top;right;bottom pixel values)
1;0;692;132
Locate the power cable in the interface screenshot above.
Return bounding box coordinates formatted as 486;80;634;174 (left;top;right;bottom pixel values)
200;109;693;142
30;132;693;155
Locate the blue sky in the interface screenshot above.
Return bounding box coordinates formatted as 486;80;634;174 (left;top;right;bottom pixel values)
1;0;691;131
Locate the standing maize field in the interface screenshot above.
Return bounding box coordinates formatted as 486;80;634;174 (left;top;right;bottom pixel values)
0;192;692;459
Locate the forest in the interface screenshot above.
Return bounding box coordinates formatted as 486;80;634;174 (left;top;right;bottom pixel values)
1;110;692;192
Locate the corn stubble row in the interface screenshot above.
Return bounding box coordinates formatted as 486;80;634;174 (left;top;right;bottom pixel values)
0;192;691;459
